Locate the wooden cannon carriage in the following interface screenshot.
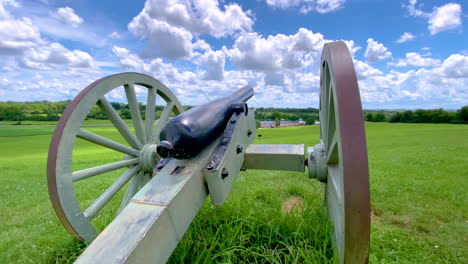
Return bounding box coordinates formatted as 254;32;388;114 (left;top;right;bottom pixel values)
47;41;370;263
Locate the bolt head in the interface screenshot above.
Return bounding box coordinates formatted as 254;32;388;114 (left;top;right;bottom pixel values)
221;168;229;179
247;129;252;136
236;144;243;154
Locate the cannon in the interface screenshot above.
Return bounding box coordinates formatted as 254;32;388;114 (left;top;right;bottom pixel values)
47;41;369;263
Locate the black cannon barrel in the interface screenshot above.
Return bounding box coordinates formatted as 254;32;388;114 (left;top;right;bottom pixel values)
157;86;254;159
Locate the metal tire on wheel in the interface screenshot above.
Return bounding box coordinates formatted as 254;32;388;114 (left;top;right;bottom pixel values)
47;72;184;242
319;41;370;263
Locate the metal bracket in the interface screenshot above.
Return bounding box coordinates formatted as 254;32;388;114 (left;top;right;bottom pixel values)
204;109;256;205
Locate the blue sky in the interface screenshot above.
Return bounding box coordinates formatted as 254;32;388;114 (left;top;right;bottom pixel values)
0;0;466;109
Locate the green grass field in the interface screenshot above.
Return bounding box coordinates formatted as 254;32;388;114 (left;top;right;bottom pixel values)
0;123;466;263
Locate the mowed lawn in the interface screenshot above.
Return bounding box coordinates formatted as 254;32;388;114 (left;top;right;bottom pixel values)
0;123;466;263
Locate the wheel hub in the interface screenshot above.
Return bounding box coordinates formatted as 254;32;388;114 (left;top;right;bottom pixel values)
307;143;327;181
139;144;158;172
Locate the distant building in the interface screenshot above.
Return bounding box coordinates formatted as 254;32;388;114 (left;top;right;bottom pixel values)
260;119;306;128
260;120;276;128
314;121;320;125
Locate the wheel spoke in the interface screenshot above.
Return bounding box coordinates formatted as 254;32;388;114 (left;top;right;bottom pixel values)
326;82;336;150
124;84;146;144
320;62;330;143
118;169;144;214
83;165;140;219
72;158;139;182
153;101;174;143
145;87;157;143
327;164;343;206
327;130;339;165
141;172;151;187
98;97;142;150
77;129;140;157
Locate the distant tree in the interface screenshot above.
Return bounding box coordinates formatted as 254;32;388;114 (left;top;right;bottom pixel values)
87;106;106;119
389;112;402;123
0;105;23;121
289;114;299;121
255;120;261;129
256;112;266;120
271;112;282;120
456;106;468;122
365;113;373;122
275;118;280;127
110;102;122;110
46;105;60;121
120;109;131;119
401;110;417;123
305;117;315;125
415;109;430;123
373;113;386;122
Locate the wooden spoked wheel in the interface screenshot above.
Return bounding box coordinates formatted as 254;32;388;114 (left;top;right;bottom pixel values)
319;42;370;263
47;73;184;242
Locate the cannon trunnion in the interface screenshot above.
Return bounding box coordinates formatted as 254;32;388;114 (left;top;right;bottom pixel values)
47;41;369;264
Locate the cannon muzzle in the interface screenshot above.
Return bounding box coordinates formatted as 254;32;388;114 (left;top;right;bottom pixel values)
157;86;253;159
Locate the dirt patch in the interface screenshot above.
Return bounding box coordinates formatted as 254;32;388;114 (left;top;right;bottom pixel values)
388;215;413;228
371;205;381;218
281;196;304;214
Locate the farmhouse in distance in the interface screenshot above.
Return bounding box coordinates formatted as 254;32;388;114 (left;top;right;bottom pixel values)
260;119;307;128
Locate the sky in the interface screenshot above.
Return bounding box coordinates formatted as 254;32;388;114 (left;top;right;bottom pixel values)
0;0;466;109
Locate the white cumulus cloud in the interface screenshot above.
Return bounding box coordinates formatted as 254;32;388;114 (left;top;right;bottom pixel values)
364;38;392;63
264;0;346;14
133;19;195;59
54;7;84;28
389;52;441;68
0;0;20;19
225;28;327;72
196;49;225;81
434;54;468;79
128;0;253;60
354;60;383;80
108;32;121;39
428;3;462;35
19;42;94;70
0;17;42;55
396;32;415;43
405;0;463;35
356;51;468;108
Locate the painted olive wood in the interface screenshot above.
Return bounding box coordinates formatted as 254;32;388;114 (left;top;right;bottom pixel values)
75;136;220;264
47;72;184;242
320;41;370;264
245;144;305;172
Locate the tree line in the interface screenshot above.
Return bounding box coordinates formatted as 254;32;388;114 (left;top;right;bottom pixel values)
0;100;466;125
365;106;468;124
255;108;319;125
0;101;168;122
